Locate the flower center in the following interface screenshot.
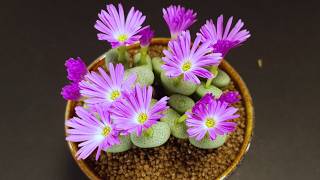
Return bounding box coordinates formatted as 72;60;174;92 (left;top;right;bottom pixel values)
117;34;128;42
205;118;216;128
102;126;111;136
137;113;148;124
182;61;192;72
110;90;121;101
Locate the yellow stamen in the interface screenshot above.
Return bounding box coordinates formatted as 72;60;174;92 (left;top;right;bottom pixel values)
205;118;215;128
118;34;128;42
137;113;148;124
182;61;192;72
102;126;111;136
110;90;120;101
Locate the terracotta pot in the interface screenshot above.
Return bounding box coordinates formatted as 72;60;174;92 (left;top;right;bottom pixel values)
65;38;254;180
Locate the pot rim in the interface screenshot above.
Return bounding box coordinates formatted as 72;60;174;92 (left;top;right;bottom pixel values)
64;37;254;180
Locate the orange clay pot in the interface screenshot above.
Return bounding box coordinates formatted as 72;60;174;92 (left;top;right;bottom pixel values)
65;38;254;180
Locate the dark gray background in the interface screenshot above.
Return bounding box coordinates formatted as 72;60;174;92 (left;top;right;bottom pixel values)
1;0;319;179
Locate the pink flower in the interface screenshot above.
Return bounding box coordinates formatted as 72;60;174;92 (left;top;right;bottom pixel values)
112;85;169;136
95;3;146;48
186;96;239;141
162;30;222;84
61;82;81;101
198;15;250;57
65;57;87;82
66;105;120;160
219;91;240;104
163;5;197;37
139;26;154;47
79;63;136;107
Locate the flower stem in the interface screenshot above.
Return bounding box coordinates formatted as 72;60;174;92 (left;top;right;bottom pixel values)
117;46;127;63
171;33;178;39
205;66;219;88
177;114;188;123
140;46;148;65
142;127;154;137
173;75;183;86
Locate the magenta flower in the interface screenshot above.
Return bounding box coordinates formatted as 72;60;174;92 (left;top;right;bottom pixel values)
139;26;154;47
162;5;197;37
61;82;81;101
186;97;239;141
198;15;251;57
219;91;240;104
65;57;87;82
162;30;222;84
112;85;169;136
66;105;120;160
192;93;214;112
79;63;136;107
95;3;146;48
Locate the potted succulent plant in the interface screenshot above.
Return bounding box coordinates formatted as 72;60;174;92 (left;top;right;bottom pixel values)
62;3;254;179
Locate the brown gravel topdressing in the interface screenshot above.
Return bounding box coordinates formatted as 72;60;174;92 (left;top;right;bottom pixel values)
84;45;247;180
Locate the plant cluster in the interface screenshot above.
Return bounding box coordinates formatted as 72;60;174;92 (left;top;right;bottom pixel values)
61;3;250;160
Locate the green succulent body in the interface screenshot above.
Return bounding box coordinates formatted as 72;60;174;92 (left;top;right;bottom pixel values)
212;69;231;88
125;66;155;86
196;83;223;98
169;94;195;114
104;48;130;68
189;134;227;149
160;72;197;95
130;122;171;148
133;53;153;70
151;57;164;75
106;135;132;153
160;108;188;139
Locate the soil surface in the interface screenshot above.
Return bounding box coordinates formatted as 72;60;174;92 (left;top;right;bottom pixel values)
85;45;247;180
